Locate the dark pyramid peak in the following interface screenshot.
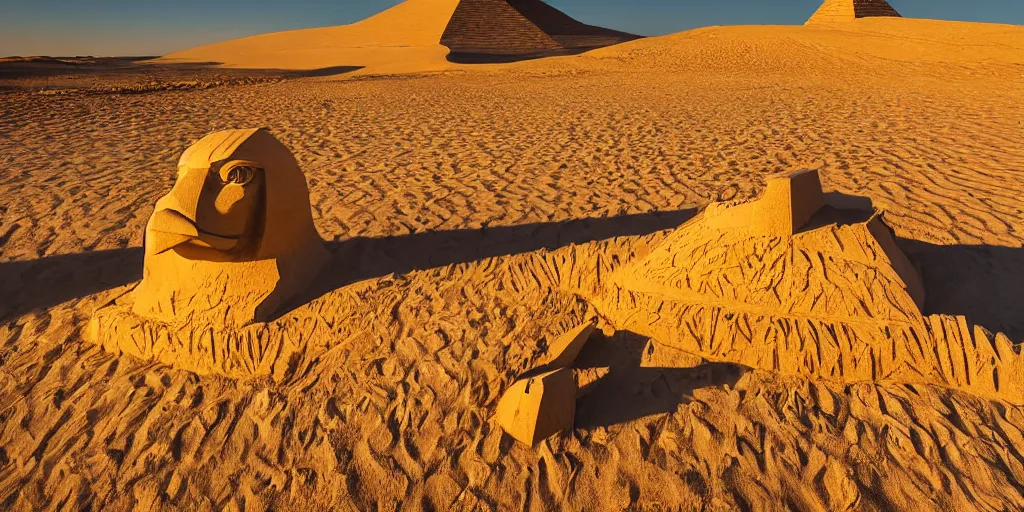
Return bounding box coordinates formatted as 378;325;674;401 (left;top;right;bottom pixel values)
806;0;902;25
440;0;641;62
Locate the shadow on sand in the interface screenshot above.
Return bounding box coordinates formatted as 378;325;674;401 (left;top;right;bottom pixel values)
0;57;364;81
446;49;593;64
0;248;143;322
897;238;1024;341
0;209;694;322
573;329;749;429
2;206;1022;343
291;208;698;312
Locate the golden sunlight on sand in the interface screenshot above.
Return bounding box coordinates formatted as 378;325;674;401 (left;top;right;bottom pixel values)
1;0;1024;509
159;0;462;74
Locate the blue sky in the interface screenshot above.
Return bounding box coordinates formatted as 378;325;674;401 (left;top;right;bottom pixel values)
1;0;1021;57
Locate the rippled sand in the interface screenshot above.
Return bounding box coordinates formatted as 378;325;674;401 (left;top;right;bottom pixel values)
1;18;1023;511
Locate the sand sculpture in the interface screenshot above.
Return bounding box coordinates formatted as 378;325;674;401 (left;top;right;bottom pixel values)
499;170;1024;446
806;0;902;25
584;169;1024;404
86;128;329;376
496;321;603;445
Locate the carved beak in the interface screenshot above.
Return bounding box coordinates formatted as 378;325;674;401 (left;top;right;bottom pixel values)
148;209;240;254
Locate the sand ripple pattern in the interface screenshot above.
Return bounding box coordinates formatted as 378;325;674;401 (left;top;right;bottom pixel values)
1;20;1023;510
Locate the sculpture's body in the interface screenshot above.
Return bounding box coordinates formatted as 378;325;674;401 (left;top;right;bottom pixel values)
587;169;1024;403
132;128;329;326
86;129;329;377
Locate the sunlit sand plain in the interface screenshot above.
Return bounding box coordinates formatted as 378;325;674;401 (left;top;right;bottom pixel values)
2;8;1024;511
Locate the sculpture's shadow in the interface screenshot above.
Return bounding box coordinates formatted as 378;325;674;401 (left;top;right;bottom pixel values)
0;209;695;322
280;209;698;317
813;193;1024;341
573;330;748;429
897;239;1024;341
2;203;1022;344
0;248;143;321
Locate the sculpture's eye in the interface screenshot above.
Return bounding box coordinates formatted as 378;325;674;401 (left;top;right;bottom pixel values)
220;164;258;186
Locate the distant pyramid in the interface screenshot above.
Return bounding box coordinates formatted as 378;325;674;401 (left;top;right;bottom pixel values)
806;0;902;25
440;0;641;61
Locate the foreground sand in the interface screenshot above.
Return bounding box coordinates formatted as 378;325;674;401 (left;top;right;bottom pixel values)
1;18;1024;511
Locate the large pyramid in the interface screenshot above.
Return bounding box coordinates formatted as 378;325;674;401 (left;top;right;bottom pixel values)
161;0;638;72
440;0;640;60
806;0;902;25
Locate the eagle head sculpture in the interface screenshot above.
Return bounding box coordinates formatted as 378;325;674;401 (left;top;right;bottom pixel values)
131;128;329;327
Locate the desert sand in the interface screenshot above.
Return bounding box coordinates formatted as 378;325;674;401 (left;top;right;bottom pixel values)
159;0;463;75
2;9;1024;511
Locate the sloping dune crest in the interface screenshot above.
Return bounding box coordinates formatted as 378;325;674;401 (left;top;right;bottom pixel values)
159;0;461;74
162;8;1024;78
574;18;1024;74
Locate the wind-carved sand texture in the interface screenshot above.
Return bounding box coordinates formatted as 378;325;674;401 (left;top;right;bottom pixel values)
2;14;1024;512
584;170;1024;404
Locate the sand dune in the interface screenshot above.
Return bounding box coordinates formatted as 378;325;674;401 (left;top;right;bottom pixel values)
159;0;640;73
2;16;1024;511
161;10;1024;77
159;0;461;74
574;18;1024;75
